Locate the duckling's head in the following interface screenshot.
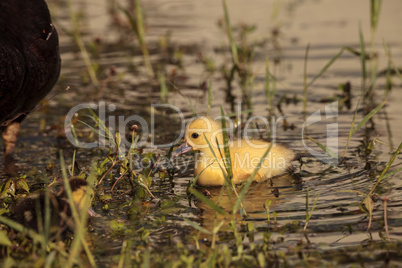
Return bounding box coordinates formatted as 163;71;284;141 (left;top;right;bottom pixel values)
58;178;96;217
173;117;224;156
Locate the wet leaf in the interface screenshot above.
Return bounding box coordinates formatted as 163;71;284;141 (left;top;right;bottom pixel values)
115;132;121;147
158;170;167;180
138;174;148;187
247;222;254;232
160;198;177;209
137;174;155;198
0;208;8;216
3;257;16;268
120;162;129;175
362;195;374;230
264;199;272;210
0;230;12;247
15;178;30;194
146;176;152;186
46;162;55;171
100;154;114;170
141;229;150;243
264;199;272;221
100;194;113;202
361;195;374;215
76;173;86;180
110;220;125;232
0;180;16;199
257;252;266;267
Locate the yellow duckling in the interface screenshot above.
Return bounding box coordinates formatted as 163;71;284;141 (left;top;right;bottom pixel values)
12;178;97;233
173;116;295;186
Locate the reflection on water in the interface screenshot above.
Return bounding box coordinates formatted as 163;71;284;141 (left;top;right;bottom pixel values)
196;174;300;233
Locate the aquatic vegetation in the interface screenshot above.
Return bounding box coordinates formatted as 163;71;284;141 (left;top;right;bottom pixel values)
120;0;154;79
220;0;260;112
66;0;99;86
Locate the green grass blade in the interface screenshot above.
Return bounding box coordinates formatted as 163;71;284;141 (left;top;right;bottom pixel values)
305;136;338;159
303;43;310;114
87;108;114;138
233;143;272;215
306;47;345;89
60;151;95;268
173;87;198;116
220;108;233;180
222;0;239;66
381;166;402;180
188;187;227;216
202;133;228;180
382;40;402;82
202;131;237;207
343;98;384;159
183;218;212;235
207;79;212;116
370;0;382;32
359;22;367;88
76;119;106;139
134;0;154;78
120;2;154;78
218;109;243;211
367;142;402;197
67;0;99;86
351;101;385;135
119;6;139;37
158;72;168;103
342;94;363;159
304;189;320;232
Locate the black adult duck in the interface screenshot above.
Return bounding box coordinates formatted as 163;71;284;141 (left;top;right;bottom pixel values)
0;0;60;162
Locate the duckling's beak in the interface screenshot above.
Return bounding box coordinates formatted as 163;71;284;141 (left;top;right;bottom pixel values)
172;142;193;156
87;206;101;217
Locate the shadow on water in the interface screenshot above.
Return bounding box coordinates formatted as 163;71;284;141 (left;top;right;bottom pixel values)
196;174;300;230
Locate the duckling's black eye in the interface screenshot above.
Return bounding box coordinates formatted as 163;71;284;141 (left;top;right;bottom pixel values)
191;133;199;139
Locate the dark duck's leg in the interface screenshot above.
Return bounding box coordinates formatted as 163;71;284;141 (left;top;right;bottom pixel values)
2;119;21;164
0;0;61;170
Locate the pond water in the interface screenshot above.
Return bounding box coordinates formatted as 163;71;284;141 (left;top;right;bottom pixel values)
1;0;402;266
